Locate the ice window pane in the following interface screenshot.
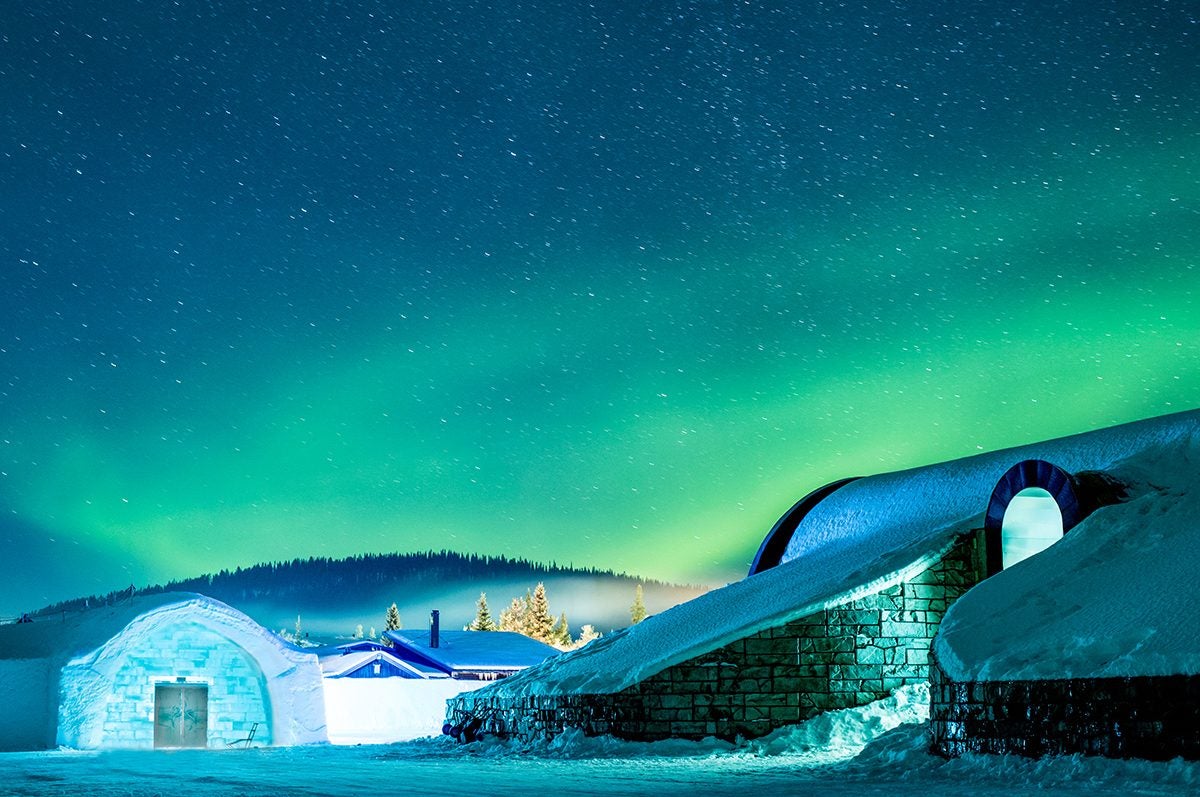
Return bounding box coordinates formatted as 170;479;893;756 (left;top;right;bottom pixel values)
1001;488;1064;569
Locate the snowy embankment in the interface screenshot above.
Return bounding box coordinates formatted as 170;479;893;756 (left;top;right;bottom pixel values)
3;688;1199;796
324;678;489;744
471;683;932;763
935;429;1200;681
478;410;1200;698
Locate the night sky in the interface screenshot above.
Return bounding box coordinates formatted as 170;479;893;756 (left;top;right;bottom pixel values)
1;1;1197;615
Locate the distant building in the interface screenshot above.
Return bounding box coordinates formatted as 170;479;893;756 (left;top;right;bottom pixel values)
385;617;559;681
324;614;558;744
317;640;447;680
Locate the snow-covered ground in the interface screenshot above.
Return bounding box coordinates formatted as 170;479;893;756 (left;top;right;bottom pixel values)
324;677;488;744
4;688;1197;796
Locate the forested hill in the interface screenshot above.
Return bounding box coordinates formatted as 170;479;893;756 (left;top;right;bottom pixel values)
36;551;701;629
151;551;685;604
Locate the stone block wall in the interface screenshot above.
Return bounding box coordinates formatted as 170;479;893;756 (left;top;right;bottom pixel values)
450;532;985;742
99;621;271;748
929;656;1200;760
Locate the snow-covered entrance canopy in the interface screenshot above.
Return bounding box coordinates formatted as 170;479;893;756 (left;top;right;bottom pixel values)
0;593;326;751
475;410;1200;699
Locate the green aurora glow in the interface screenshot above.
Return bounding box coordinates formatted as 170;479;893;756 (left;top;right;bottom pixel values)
0;1;1197;613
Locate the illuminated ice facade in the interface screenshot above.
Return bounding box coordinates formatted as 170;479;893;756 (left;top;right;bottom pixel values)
58;597;327;749
0;594;327;750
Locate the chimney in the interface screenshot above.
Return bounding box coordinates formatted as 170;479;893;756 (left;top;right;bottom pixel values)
430;609;440;648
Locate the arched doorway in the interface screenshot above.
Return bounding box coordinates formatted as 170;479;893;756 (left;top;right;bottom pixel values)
999;487;1064;569
984;459;1083;577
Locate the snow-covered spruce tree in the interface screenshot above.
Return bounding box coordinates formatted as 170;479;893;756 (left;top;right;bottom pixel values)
573;624;601;649
384;602;402;632
630;583;647;625
498;596;527;634
528;582;555;642
352;624;364;639
550;611;571;649
469;592;497;631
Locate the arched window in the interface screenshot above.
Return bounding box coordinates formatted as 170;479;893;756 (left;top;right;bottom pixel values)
999;487;1064;569
984;459;1086;577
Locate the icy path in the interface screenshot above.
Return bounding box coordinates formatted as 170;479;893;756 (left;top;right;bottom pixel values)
4;725;1197;797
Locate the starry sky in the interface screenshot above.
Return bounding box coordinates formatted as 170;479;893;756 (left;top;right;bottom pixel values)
1;0;1197;615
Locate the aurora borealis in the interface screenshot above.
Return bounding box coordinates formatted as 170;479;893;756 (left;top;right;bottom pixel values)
1;1;1197;616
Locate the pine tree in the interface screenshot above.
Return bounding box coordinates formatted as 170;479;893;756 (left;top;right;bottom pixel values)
550;611;571;649
573;624;601;649
469;592;497;631
528;582;554;642
384;602;402;632
498;597;526;633
630;583;647;625
353;624;364;639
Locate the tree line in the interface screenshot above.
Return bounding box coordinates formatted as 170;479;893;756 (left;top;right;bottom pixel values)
463;581;649;650
33;550;682;618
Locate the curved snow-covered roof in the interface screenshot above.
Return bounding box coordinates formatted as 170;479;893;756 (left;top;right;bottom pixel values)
0;592;212;663
934;423;1200;682
475;409;1200;698
777;410;1198;569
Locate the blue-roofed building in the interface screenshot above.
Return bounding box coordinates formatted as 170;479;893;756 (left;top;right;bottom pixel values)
318;647;449;680
384;621;559;681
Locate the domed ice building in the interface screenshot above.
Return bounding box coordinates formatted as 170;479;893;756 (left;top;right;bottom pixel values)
0;593;327;751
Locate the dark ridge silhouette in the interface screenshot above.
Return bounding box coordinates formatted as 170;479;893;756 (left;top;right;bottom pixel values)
34;550;695;618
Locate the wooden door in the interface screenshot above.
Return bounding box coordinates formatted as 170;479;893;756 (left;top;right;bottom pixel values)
153;683;209;748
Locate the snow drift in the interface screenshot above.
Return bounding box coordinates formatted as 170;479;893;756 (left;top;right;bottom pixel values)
324;678;490;744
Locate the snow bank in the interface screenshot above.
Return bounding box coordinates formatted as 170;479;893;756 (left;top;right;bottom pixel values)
8;729;1200;797
844;722;1200;793
4;691;1200;796
466;684;928;764
475;410;1200;697
0;660;57;752
324;678;489;744
934;428;1200;681
742;682;928;760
